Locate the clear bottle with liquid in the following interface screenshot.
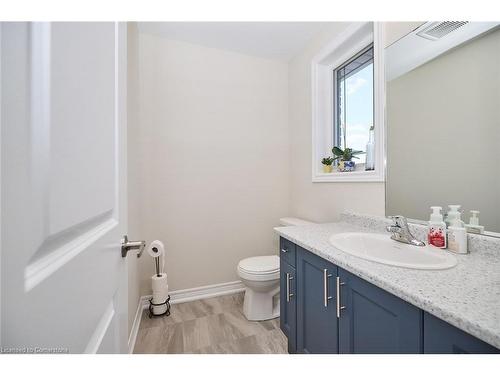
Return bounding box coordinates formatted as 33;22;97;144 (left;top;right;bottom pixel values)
365;125;375;171
465;210;484;234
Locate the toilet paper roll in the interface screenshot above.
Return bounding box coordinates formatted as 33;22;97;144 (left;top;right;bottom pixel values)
148;240;166;275
153;286;169;298
153;290;169;304
152;303;168;315
153;290;169;305
152;292;168;315
147;240;165;258
151;273;168;292
151;273;169;315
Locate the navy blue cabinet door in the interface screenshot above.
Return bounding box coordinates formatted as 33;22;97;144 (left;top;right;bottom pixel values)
296;248;338;353
423;312;499;353
338;268;422;354
280;260;296;353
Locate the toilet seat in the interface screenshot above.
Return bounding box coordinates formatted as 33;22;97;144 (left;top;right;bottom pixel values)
237;255;279;281
238;255;279;273
238;268;279;282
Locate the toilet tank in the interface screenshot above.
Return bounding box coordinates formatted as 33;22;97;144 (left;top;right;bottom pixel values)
279;217;315;226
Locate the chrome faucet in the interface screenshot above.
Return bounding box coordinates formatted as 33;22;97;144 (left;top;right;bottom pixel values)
386;216;425;247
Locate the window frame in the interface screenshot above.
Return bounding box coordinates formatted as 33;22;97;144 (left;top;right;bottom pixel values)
311;22;385;183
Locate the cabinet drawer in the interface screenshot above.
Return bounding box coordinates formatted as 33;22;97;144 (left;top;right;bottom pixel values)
280;237;296;267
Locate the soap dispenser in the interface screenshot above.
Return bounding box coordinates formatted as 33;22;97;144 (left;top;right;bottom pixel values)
465;210;485;234
445;205;462;227
428;206;447;248
448;212;468;254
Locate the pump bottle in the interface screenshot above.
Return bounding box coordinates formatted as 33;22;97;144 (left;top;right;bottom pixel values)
428;206;447;248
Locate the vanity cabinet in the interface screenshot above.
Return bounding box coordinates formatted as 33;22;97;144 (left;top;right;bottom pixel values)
296;249;338;353
278;237;499;354
338;268;422;353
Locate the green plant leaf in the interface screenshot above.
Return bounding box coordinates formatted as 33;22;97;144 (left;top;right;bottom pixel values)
321;157;334;165
331;146;364;161
332;146;344;156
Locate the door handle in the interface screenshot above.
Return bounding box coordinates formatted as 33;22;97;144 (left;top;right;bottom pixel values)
121;235;146;258
323;269;333;307
281;248;288;253
336;276;346;318
286;273;294;302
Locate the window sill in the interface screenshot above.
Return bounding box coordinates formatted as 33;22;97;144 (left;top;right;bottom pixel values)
312;168;384;183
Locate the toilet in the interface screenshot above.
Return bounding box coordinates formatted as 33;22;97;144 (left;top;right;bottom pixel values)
237;217;314;321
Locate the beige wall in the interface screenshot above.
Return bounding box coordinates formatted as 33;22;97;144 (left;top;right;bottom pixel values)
287;23;386;223
386;27;500;232
131;33;290;295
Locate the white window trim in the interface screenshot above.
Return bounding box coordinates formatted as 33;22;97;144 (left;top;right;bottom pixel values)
311;22;385;183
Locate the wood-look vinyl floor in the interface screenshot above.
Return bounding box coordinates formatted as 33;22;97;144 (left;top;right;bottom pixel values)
133;292;288;354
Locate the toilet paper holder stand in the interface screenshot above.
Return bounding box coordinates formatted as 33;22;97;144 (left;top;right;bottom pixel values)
148;295;171;319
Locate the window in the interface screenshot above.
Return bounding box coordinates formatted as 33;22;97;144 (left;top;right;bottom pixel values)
334;46;374;166
311;22;384;182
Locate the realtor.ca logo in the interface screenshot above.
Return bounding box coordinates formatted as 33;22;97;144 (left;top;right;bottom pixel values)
0;347;69;354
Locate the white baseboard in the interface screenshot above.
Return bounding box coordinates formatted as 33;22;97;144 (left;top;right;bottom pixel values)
128;295;144;354
128;280;245;353
140;279;245;308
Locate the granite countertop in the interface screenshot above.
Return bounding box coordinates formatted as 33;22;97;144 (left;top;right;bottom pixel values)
274;214;500;349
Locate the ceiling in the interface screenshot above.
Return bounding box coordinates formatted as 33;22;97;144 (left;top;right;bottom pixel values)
137;22;332;61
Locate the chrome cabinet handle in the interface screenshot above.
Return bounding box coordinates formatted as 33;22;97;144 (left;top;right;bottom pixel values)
336;276;346;318
281;248;288;253
323;269;333;307
286;273;294;302
121;235;146;258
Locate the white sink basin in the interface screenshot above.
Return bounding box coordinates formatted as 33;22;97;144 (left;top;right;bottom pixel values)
329;232;457;270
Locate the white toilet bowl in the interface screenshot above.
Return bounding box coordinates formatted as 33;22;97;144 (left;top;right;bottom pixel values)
237;255;280;321
237;217;314;321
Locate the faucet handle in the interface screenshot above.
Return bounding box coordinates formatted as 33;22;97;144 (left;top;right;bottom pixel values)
387;216;426;247
389;215;408;228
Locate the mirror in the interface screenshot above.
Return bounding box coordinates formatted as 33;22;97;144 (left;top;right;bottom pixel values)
385;22;500;236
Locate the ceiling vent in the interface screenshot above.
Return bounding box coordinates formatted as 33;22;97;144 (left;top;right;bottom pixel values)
416;21;469;41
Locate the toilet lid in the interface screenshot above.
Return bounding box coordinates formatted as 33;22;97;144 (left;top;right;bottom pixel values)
238;255;279;274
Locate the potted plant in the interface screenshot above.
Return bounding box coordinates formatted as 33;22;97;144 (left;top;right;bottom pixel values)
321;157;334;173
332;146;364;172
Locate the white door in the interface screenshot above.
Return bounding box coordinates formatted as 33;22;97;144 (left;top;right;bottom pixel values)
1;22;129;353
